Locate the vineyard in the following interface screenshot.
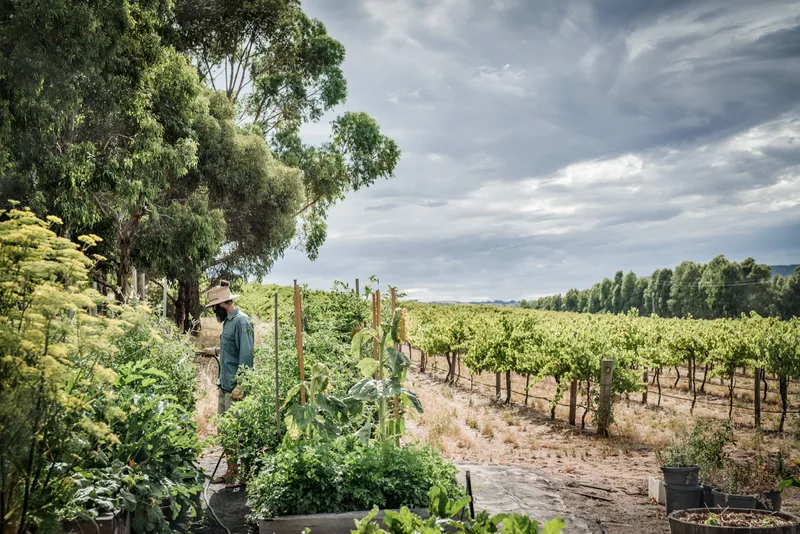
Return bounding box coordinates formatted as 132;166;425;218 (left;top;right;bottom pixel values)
405;304;800;434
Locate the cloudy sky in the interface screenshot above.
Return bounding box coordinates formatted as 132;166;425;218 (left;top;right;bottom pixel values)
268;0;800;301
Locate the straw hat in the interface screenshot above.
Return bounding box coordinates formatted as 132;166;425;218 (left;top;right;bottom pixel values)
204;281;240;308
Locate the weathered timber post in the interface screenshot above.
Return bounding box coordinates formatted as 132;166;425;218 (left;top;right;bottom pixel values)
568;380;578;426
597;359;615;437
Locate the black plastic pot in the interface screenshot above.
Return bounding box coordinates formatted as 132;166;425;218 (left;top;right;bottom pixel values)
756;490;783;512
662;466;700;486
702;484;715;508
712;489;757;509
668;508;800;533
665;484;705;514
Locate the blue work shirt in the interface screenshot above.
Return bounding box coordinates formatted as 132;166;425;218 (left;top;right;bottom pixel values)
218;307;254;391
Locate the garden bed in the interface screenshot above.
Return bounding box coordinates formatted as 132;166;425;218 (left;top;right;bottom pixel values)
668;509;800;533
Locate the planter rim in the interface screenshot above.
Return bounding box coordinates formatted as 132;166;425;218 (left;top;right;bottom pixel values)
711;488;759;498
260;507;429;522
664;483;704;491
661;465;700;470
668;508;800;525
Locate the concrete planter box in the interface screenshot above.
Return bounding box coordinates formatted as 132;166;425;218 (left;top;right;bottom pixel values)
62;511;130;534
260;508;430;534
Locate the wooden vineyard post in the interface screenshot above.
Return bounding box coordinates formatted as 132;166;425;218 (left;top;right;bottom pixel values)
754;367;762;429
293;280;306;405
390;288;399;421
495;372;502;400
275;292;281;439
132;267;138;297
597;360;615;437
568;380;578;426
355;278;360;296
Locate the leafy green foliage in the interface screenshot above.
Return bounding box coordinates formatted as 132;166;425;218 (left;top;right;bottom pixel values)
247;437;461;519
89;361;204;534
108;317;198;411
0;208;201;533
350;486;565;534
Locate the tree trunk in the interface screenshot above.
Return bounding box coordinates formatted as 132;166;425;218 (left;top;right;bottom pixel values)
642;370;648;405
657;368;662;407
728;375;735;420
524;375;530;406
779;375;789;432
175;279;202;334
673;366;681;389
505;370;512;405
700;364;709;393
763;372;769;402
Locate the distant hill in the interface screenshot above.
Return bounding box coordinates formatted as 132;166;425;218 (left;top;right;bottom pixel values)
770;265;799;278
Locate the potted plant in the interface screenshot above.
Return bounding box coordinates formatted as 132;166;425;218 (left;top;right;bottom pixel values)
693;421;735;507
668;508;800;533
710;459;778;510
657;438;703;514
58;465;134;534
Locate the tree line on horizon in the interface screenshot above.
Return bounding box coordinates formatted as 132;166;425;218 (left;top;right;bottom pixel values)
520;255;800;319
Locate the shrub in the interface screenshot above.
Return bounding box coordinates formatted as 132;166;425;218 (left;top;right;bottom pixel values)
247;437;461;518
88;360;204;533
109;317;197;411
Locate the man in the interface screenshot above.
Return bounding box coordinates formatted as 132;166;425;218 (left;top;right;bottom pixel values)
202;280;254;485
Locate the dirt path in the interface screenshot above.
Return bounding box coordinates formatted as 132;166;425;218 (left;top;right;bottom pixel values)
405;371;669;534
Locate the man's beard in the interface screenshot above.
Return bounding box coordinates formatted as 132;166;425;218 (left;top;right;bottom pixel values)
214;306;227;323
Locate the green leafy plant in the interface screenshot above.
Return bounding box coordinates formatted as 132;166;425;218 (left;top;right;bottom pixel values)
349;307;422;443
350;486;565;534
283;362;363;440
247;437;460;519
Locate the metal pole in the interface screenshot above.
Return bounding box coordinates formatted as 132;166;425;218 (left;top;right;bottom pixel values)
275;292;280;439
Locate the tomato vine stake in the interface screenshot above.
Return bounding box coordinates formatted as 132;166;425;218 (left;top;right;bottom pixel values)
293;280;306;405
275;291;281;439
373;290;381;379
390;287;399;421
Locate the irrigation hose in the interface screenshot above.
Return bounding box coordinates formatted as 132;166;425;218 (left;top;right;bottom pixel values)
203;450;232;534
195;352;231;534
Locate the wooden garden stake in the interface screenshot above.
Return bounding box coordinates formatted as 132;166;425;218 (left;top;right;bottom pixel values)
275;292;281;439
390;288;399;420
293;280;305;405
373;291;381;379
355;278;359;296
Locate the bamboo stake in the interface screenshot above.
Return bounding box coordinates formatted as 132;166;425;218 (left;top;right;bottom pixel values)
275;292;281;439
391;288;399;420
293;280;305;405
373;290;381;379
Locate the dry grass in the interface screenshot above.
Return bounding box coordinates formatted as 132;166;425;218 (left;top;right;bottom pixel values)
466;415;479;430
502;433;519;448
501;410;518;426
480;417;495;440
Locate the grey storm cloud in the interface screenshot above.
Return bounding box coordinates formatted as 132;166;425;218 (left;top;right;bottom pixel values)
267;0;800;301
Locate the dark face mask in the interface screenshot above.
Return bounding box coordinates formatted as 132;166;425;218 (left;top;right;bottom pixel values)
213;305;228;323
